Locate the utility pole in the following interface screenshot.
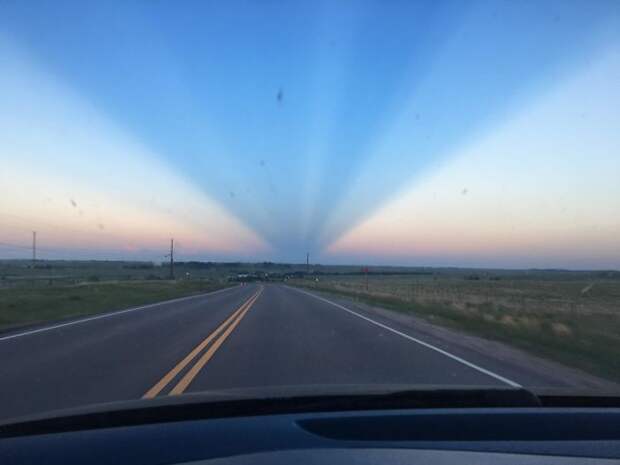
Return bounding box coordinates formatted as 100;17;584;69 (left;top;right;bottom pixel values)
167;238;175;280
306;252;309;275
32;231;36;266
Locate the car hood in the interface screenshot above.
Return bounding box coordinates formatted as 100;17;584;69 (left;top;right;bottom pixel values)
1;384;619;437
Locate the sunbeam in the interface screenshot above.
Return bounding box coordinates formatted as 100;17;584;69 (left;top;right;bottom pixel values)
1;0;618;267
327;46;620;269
0;37;268;260
319;1;619;253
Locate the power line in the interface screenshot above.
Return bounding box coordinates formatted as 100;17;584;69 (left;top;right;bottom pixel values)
1;229;182;264
0;240;155;260
0;239;72;253
0;241;32;250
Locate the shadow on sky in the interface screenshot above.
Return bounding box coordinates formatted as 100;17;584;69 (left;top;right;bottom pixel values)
1;0;617;260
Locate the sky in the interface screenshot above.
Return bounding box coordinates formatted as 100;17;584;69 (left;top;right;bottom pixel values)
1;0;619;269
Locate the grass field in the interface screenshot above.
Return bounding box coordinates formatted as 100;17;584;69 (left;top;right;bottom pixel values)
0;259;239;331
290;272;620;383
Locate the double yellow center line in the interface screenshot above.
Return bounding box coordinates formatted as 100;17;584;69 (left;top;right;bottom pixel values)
143;286;263;398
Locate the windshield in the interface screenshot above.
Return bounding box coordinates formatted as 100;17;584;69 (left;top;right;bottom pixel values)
1;0;619;421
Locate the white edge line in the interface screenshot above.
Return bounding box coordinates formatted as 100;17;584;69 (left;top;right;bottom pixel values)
0;285;242;342
287;286;522;388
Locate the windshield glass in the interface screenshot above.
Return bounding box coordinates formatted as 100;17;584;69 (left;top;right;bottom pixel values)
1;0;619;420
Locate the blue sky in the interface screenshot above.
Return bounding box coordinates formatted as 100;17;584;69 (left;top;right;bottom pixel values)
1;0;619;268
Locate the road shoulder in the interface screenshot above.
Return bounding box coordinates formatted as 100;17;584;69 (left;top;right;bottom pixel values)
287;285;618;391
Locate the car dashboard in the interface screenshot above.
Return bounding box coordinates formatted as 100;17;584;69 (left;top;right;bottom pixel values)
2;404;620;464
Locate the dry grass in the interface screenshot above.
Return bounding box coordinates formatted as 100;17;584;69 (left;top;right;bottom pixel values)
291;273;620;383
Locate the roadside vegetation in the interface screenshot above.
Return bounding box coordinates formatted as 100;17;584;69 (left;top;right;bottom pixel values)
0;260;234;331
290;271;620;383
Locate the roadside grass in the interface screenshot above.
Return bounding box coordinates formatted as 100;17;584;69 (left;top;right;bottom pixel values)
290;276;620;383
0;280;233;332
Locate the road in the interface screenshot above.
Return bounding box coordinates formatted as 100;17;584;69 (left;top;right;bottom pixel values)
0;284;581;420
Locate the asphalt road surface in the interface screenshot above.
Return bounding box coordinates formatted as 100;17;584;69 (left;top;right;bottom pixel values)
0;284;581;420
